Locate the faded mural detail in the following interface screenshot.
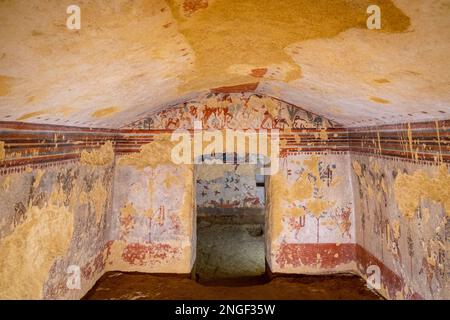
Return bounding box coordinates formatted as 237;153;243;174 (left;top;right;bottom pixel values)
0;156;114;299
349;120;450;163
196;164;263;208
119;93;353;277
1;91;447;300
0;124;117;165
118;93;349;159
351;155;449;300
109;137;195;274
124;93;338;130
267;153;355;273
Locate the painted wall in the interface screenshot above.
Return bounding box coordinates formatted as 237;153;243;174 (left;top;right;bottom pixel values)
124;92;338;130
196;164;263;209
266;153;355;274
348;120;450;162
351;155;449;299
0;156;114;299
1;93;347;299
0;121;117;165
1;94;447;300
120;93;353;278
349;121;449;300
0;122;118;299
109;136;195;274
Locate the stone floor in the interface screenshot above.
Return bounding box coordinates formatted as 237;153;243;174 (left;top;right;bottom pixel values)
195;220;266;283
83;272;382;300
84;217;382;300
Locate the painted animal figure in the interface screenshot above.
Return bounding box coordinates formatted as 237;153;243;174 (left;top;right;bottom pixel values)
166;118;180;129
274;116;289;129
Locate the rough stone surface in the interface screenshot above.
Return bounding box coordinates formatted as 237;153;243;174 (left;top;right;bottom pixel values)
83;272;383;300
195;219;265;282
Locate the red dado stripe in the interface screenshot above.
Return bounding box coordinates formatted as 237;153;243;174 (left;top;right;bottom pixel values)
274;243;422;300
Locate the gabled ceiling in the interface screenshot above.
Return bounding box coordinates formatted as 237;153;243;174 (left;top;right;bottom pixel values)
0;0;449;128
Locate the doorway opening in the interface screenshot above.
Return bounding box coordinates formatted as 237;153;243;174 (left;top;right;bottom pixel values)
194;153;267;285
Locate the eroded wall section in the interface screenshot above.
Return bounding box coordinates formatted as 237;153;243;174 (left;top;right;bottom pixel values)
0;132;115;299
267;153;355;274
110;135;195;274
350;121;449;299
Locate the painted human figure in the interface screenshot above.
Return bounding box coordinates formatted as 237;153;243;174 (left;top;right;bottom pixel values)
260;111;274;129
